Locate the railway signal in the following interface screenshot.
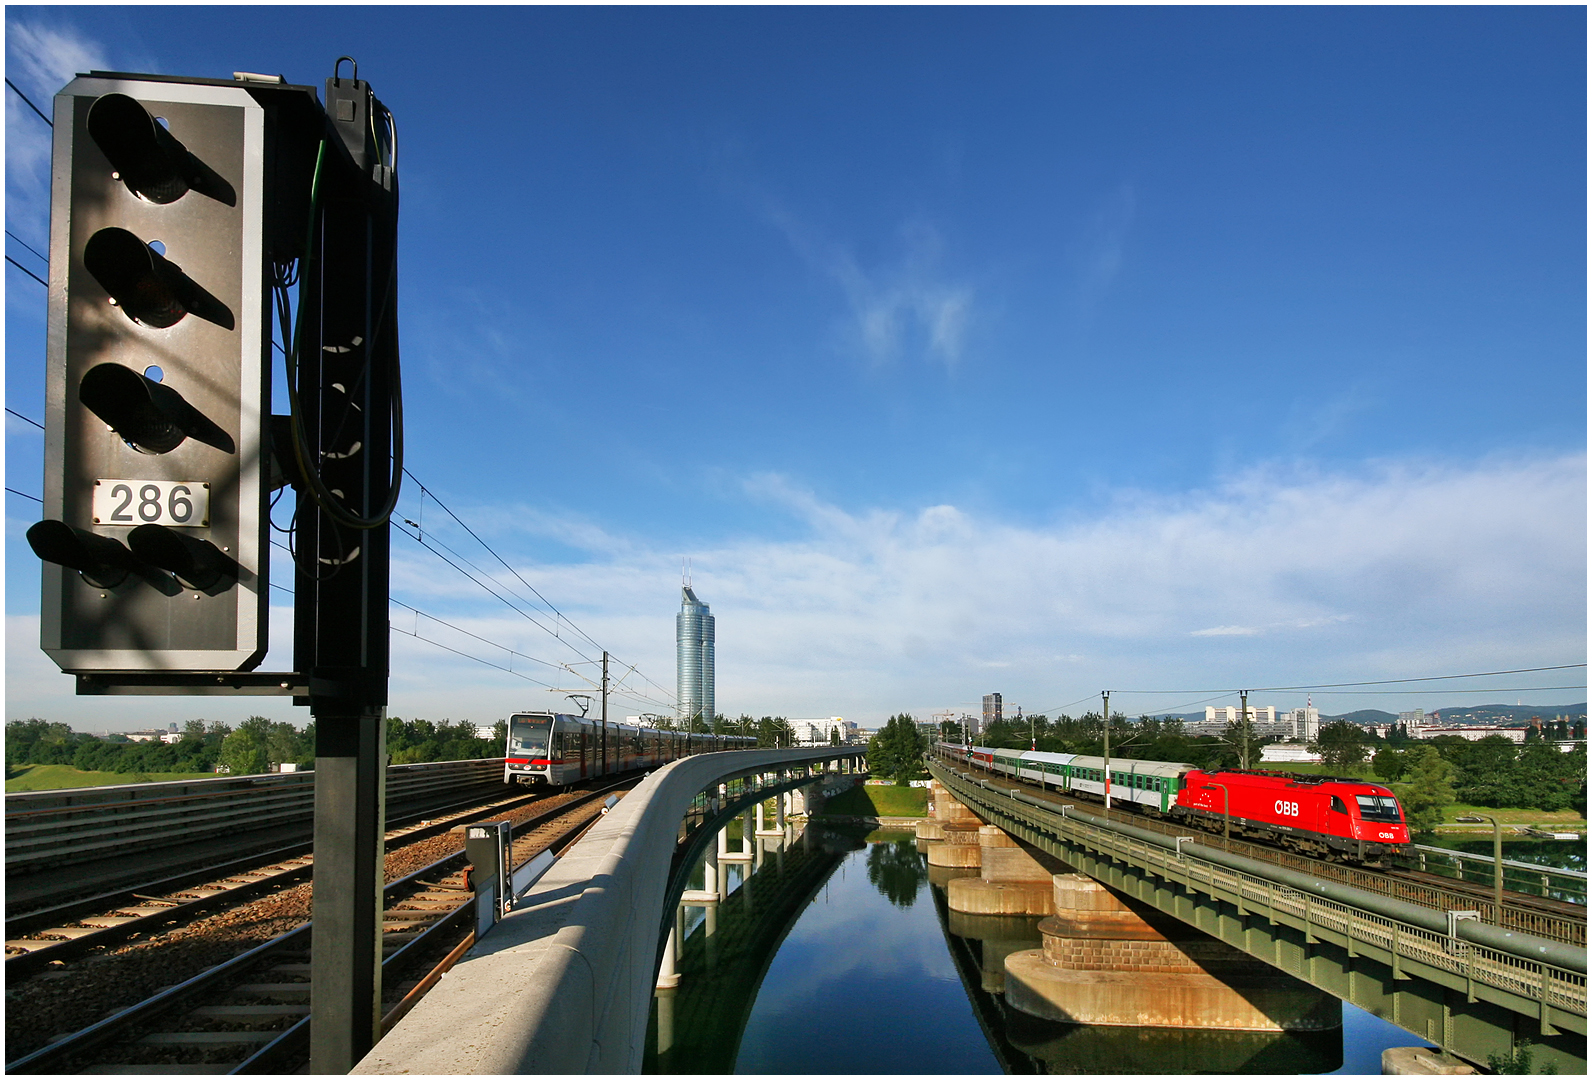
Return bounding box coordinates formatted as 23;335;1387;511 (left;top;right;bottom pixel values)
30;75;274;675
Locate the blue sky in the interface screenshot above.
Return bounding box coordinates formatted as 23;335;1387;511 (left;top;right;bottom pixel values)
5;6;1586;732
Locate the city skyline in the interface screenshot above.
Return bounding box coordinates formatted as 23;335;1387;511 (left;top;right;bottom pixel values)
5;7;1584;730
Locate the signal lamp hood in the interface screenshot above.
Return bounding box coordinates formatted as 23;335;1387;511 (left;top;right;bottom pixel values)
26;520;139;589
129;523;238;591
79;363;236;455
83;227;234;330
86;93;236;206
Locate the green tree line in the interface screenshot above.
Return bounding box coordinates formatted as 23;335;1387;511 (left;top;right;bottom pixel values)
6;716;504;778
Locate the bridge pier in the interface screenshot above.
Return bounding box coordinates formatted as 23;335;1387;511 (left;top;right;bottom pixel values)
1004;874;1341;1033
946;826;1058;917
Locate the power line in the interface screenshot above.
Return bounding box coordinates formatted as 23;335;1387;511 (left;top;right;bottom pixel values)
6;255;47;287
1108;664;1586;696
6;487;42;503
6;407;44;430
6;229;47;265
402;468;607;654
6;78;51;127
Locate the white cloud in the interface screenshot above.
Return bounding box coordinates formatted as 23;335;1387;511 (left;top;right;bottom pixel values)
5;20;111;222
10;453;1584;731
772;210;975;369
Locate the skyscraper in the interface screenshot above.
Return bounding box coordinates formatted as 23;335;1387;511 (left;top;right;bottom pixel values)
676;586;715;727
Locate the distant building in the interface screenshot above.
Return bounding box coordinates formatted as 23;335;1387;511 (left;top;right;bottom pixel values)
676;586;715;727
1413;726;1527;744
1260;744;1322;764
1205;705;1277;725
789;717;858;745
1284;704;1321;742
982;693;1002;735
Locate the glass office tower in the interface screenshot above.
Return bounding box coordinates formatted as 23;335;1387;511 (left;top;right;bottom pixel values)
676;586;715;727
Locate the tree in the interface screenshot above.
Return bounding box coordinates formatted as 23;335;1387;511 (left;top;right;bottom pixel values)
1372;747;1406;782
1400;747;1456;834
867;713;926;785
1310;721;1369;772
219;728;269;776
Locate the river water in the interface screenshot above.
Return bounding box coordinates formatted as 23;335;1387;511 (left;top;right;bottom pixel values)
647;825;1469;1074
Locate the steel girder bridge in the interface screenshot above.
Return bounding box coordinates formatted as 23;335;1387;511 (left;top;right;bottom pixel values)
928;759;1587;1073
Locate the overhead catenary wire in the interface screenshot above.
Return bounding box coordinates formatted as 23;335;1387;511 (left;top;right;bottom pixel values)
7;407;44;430
6;77;51;126
6;255;47;287
6;229;47;265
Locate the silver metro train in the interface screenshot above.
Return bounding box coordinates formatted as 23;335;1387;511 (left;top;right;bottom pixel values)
503;711;756;786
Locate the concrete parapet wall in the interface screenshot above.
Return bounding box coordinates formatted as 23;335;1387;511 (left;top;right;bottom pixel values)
352;745;862;1075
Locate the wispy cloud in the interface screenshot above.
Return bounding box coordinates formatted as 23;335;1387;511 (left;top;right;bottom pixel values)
1074;182;1135;309
11;453;1583;729
772;210;975;370
5;20;112;230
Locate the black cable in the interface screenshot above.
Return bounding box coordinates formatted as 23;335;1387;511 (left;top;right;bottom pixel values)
402;470;608;656
6;487;42;503
6;407;44;430
6;229;47;265
6;78;51;126
1107;664;1586;697
6;255;47;287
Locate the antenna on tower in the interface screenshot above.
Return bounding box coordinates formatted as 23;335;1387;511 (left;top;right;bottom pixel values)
683;557;692;588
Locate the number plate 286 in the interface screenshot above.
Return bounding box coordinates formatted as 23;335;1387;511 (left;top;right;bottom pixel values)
93;479;210;528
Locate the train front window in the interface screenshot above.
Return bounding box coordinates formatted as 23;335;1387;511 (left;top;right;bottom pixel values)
1355;794;1403;822
509;716;552;757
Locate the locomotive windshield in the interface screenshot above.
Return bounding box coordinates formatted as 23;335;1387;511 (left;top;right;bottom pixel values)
1355;794;1403;822
509;715;552;756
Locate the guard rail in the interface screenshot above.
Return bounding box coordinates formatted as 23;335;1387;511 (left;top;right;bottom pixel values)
5;758;505;875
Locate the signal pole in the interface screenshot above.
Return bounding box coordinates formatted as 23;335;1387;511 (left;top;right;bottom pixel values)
1102;690;1111;810
1239;689;1250;770
601;651;609;772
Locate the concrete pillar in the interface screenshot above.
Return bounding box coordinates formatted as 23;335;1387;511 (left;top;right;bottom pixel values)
755;799;766;832
716;825;729;859
1003;874;1341;1032
655;921;680;990
742;809;754;854
702;852;717;896
925;836;982;869
655;987;676;1055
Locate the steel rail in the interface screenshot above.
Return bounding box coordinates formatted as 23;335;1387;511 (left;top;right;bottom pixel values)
4;780;626;1075
5;782;559;978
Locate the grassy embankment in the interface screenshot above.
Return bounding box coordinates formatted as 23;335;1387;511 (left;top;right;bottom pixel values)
1253;764;1585;832
820;783;928;818
5;764;218;793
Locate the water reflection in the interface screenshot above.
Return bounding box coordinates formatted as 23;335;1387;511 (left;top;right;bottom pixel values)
649;826;1417;1074
867;833;927;908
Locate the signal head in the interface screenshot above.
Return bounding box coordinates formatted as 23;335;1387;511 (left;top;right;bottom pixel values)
79;362;236;456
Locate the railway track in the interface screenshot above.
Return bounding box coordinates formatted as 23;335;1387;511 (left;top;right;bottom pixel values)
946;755;1585;947
5;780;628;1073
5;780;556;977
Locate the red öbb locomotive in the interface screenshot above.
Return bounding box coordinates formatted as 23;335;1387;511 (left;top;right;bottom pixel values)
935;743;1412;866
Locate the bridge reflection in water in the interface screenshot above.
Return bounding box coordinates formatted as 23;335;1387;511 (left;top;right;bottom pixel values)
930;870;1343;1073
647;824;1363;1074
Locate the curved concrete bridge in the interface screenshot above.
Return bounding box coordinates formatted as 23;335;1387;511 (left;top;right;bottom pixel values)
353;745;864;1074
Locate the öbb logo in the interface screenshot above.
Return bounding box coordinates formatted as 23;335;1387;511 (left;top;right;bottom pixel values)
1274;800;1300;817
